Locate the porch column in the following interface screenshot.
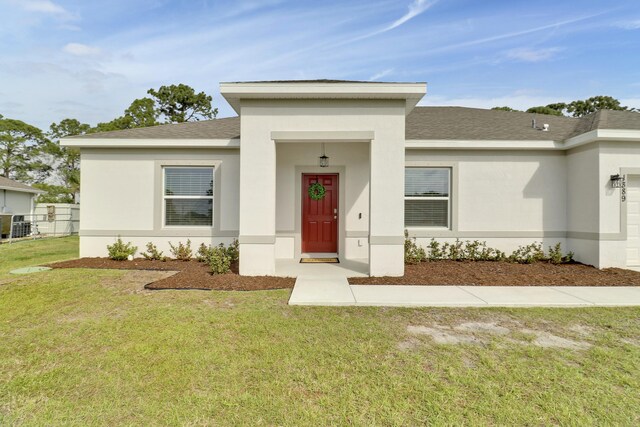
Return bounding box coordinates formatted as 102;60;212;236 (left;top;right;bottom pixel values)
238;133;276;275
369;136;405;276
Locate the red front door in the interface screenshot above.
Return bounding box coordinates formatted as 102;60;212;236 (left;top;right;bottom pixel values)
302;174;338;253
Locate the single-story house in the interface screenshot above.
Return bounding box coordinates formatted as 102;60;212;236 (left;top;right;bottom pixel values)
0;176;42;237
0;176;42;215
62;80;640;276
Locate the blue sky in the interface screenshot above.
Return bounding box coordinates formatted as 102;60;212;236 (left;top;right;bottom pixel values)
1;0;639;130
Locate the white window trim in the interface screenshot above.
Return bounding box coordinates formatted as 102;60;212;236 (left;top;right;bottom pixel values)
404;166;452;229
162;166;215;228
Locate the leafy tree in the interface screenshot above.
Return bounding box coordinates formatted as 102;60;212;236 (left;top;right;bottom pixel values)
124;97;159;127
545;102;567;113
91;97;160;133
496;97;636;117
32;183;75;203
92;116;134;133
44;118;90;202
147;84;218;123
492;106;521;112
566;96;631;117
0;115;50;182
525;106;563;116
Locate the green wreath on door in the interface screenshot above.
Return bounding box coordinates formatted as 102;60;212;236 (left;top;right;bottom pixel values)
308;182;326;201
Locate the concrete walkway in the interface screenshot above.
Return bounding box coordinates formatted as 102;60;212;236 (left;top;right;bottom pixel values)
288;276;640;307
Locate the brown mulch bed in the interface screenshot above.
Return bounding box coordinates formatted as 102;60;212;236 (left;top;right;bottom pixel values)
349;260;640;286
48;258;640;290
48;258;295;291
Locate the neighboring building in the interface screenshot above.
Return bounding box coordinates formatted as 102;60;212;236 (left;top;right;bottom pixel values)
62;80;640;275
0;176;43;238
0;176;41;215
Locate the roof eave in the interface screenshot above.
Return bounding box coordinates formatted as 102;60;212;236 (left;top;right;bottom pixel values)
60;138;241;148
220;82;427;114
0;185;44;194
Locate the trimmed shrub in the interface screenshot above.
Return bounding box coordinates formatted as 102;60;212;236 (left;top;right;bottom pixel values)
196;243;214;263
210;246;231;274
141;242;166;261
427;238;443;261
509;242;545;264
107;237;137;261
226;238;240;263
548;242;574;264
442;239;464;261
169;239;192;261
404;230;426;264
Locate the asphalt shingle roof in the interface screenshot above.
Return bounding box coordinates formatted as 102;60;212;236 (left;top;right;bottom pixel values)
70;116;240;139
70;107;640;141
406;107;580;141
0;176;42;193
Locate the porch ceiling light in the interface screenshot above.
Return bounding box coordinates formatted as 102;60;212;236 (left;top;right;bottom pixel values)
319;143;329;168
610;174;623;188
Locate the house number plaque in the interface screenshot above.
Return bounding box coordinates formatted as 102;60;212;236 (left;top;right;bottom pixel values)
621;175;627;202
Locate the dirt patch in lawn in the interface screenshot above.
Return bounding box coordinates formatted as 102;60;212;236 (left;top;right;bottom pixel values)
405;321;592;350
349;260;640;286
48;258;295;291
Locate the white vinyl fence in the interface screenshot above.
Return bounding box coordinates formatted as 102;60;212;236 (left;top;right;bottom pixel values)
0;203;79;243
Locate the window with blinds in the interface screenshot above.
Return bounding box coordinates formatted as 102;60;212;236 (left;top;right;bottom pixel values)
405;167;450;227
163;167;214;226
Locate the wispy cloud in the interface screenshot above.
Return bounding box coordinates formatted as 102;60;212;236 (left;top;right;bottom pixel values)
425;13;602;56
22;0;66;14
384;0;436;32
10;0;78;21
63;43;101;56
505;47;563;62
349;0;437;43
369;68;394;81
616;19;640;29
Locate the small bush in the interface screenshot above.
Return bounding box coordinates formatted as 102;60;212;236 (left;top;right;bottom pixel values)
196;243;214;263
565;251;575;263
169;240;192;261
548;243;563;264
509;242;545;264
210;246;231;274
107;237;137;261
226;238;240;263
141;242;166;261
404;230;426;264
427;238;443;261
442;239;464;261
548;242;574;264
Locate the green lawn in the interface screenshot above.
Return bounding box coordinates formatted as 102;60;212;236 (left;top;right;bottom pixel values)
1;238;639;425
0;236;79;277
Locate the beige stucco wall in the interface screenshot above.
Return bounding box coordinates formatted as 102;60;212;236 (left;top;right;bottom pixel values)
75;132;640;270
238;99;406;276
78;147;240;257
562;141;640;268
275;142;370;259
597;141;640;268
405;149;568;253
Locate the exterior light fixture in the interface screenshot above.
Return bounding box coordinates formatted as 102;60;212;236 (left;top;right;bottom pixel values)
319;143;329;168
610;174;623;188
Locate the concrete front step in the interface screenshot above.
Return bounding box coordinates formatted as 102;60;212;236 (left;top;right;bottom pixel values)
289;275;355;306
